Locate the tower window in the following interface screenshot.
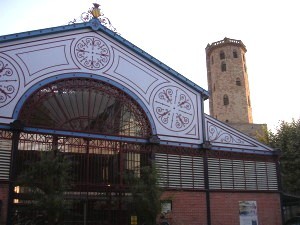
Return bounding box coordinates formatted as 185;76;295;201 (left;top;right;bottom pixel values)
233;50;238;58
220;51;225;60
211;56;214;64
244;64;247;72
248;96;251;107
223;94;229;105
236;78;241;86
221;62;227;72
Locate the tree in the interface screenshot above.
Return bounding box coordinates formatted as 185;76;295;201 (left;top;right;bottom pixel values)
16;149;72;225
267;119;300;194
125;164;162;225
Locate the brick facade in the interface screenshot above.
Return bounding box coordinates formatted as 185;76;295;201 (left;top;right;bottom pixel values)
206;38;252;124
161;191;207;225
206;38;267;140
160;191;281;225
210;192;282;225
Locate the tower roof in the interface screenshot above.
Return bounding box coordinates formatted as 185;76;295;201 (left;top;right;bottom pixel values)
205;37;247;56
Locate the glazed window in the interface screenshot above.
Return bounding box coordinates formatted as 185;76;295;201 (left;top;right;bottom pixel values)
221;62;227;72
223;94;229;105
19;78;151;138
220;51;225;60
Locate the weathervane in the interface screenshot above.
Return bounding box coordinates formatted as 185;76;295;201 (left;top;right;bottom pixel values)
69;3;118;33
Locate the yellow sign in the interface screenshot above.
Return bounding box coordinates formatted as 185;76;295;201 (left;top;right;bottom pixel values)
131;215;137;225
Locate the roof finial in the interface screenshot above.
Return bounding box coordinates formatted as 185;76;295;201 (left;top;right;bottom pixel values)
68;3;118;34
91;3;101;18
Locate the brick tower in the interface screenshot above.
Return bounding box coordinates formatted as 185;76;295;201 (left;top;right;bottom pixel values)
205;37;265;138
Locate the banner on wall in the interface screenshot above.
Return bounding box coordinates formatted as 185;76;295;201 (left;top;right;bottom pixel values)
239;201;258;225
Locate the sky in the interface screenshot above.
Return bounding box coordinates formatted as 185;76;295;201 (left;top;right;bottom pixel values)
1;0;299;132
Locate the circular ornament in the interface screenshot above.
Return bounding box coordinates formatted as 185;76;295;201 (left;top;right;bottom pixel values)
74;36;110;70
153;86;195;131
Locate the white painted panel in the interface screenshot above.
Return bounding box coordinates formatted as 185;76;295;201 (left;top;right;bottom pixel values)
17;46;68;76
204;114;274;152
0;29;204;145
114;56;157;94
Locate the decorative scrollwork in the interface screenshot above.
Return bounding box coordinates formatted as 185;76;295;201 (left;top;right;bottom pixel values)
74;36;110;70
158;89;173;103
153;86;194;132
175;113;189;129
69;5;119;34
0;57;19;107
178;94;191;110
207;122;244;144
0;61;13;76
156;107;170;124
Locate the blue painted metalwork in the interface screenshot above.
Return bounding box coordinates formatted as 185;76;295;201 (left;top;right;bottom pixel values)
159;140;200;149
0;124;11;130
209;146;275;155
23;127;149;144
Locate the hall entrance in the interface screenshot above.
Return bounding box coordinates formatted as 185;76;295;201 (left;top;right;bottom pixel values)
11;132;151;225
7;77;153;225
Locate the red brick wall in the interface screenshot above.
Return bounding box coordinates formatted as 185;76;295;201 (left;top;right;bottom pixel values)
161;191;207;225
210;192;282;225
0;187;282;225
0;182;9;225
160;191;282;225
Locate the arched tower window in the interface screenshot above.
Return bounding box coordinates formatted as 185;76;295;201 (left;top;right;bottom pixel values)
236;78;241;86
233;50;238;58
248;96;251;107
221;62;227;72
220;51;225;60
19;78;152;138
223;94;229;105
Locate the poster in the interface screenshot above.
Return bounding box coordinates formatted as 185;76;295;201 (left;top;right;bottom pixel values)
161;200;172;214
239;201;258;225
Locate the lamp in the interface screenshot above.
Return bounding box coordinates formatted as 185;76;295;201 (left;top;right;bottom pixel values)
91;3;101;18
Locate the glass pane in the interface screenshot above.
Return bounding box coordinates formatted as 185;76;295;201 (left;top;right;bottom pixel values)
19;78;151;137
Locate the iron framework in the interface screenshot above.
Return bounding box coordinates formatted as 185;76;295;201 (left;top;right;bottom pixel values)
19;78;152;138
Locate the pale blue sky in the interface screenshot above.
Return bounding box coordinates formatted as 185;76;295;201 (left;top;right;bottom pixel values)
1;0;299;131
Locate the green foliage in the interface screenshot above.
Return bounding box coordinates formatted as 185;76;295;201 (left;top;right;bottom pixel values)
256;125;270;144
16;150;72;224
125;164;162;225
268;119;300;194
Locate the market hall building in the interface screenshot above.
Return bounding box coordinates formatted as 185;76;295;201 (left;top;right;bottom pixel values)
0;7;282;225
